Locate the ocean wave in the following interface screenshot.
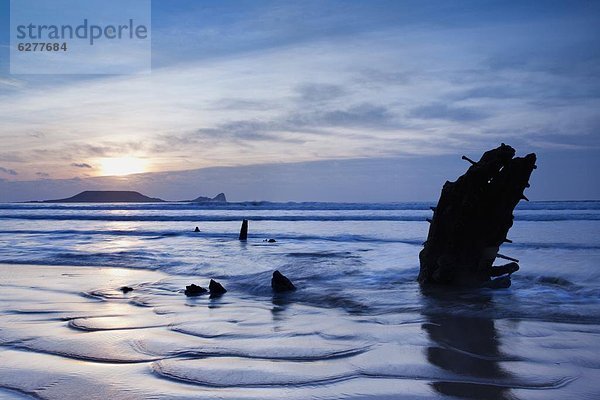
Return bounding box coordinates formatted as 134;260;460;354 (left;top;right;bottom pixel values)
1;200;599;211
0;212;599;222
2;228;599;250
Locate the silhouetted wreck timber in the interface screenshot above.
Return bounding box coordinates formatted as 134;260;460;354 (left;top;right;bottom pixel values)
239;219;248;241
418;144;536;288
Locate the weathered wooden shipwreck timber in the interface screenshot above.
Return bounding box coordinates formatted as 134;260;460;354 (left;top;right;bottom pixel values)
418;144;537;288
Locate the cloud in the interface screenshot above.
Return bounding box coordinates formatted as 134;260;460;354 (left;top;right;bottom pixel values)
449;85;531;101
221;102;397;134
197;120;293;142
66;143;143;158
157;100;397;148
155;121;304;152
354;68;411;86
295;83;348;103
71;163;93;169
0;167;17;176
28;131;46;139
287;103;395;128
409;103;489;122
0;152;25;162
23;143;145;167
208;98;273;111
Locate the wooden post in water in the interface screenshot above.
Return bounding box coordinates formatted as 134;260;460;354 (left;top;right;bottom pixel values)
239;219;248;241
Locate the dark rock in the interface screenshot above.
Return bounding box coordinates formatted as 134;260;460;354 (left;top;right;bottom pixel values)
209;279;227;297
194;226;200;232
120;286;134;293
271;270;296;292
239;219;248;241
264;238;277;243
185;284;208;297
418;144;536;288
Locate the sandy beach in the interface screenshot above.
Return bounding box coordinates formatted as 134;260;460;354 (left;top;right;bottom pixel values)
1;262;598;399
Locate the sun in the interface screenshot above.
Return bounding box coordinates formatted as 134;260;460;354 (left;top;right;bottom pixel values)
100;157;147;176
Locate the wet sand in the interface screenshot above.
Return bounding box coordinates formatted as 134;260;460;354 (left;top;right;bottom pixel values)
0;264;599;399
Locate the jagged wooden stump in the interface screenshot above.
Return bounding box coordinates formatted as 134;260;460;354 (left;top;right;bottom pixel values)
418;144;536;288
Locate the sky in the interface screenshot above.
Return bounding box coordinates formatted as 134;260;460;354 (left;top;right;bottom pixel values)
0;0;599;202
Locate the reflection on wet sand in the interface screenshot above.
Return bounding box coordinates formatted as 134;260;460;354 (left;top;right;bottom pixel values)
422;289;514;400
424;315;513;399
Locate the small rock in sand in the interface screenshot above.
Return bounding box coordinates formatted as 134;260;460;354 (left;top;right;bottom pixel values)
272;270;296;292
120;286;134;293
185;284;208;297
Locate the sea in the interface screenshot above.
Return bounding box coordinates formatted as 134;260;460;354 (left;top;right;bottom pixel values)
0;201;599;399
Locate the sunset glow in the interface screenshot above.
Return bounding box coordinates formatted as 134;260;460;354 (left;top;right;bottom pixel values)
100;157;147;176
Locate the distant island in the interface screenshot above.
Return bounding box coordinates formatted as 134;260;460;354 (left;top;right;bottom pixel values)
188;193;227;203
41;190;227;203
44;191;164;203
